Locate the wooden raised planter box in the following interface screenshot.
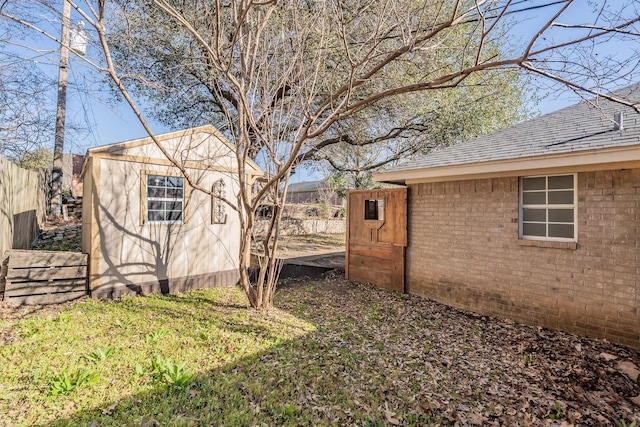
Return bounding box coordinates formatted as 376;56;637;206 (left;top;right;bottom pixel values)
2;250;88;305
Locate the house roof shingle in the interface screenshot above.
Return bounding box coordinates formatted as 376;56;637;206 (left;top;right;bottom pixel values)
378;84;640;181
288;180;329;193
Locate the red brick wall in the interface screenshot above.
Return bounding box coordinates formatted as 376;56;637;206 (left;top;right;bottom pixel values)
406;168;640;348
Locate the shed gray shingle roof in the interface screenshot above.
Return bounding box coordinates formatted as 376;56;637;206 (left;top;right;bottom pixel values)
385;83;640;173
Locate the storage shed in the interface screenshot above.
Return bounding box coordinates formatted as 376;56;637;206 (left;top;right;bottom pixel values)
374;84;640;348
82;125;263;298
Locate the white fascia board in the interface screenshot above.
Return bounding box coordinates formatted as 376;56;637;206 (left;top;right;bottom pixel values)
374;145;640;184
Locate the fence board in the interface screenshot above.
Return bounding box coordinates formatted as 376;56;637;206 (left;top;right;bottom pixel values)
0;254;7;294
0;156;48;257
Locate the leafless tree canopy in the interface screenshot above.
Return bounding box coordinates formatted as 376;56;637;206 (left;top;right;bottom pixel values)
0;2;95;170
2;0;639;307
0;60;53;167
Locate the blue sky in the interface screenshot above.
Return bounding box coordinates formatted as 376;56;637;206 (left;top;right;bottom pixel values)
2;1;638;183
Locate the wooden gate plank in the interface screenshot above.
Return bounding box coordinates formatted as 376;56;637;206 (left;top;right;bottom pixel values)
7;291;86;306
7;250;87;268
349;244;394;260
3;250;89;306
348;253;393;272
7;265;87;281
4;280;87;297
349;267;393;290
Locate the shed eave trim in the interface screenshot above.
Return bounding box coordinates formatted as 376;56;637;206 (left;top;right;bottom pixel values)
87;152;264;176
86;124;263;174
374;145;640;184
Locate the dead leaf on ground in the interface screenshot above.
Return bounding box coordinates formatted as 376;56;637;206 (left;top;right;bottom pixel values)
102;399;119;415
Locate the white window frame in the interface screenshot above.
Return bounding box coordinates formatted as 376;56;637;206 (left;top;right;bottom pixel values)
142;172;186;224
519;173;577;242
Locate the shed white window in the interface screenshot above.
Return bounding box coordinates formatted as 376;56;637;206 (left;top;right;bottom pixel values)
520;174;576;241
145;174;184;223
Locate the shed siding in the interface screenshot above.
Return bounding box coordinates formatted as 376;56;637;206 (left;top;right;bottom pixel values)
88;157;241;297
112;131;238;169
407;168;640;348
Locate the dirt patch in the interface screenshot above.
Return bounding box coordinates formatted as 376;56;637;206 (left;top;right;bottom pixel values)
275;233;345;259
252;233;345;261
0;298;85;347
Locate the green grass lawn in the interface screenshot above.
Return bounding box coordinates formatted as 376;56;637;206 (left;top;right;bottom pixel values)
1;286;322;426
1;274;639;426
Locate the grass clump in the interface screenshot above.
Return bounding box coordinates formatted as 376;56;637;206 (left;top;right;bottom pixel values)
84;346;115;364
49;369;99;396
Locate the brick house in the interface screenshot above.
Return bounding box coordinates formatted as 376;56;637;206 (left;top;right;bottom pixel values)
374;85;640;348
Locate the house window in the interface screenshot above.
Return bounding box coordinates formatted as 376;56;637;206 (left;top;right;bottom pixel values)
146;174;184;223
520;174;576;241
364;199;384;221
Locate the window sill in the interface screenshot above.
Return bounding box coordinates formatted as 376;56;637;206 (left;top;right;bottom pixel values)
517;239;577;250
145;221;185;225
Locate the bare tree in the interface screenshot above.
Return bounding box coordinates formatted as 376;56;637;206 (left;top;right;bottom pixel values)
0;60;54;167
102;1;532;172
0;2;93;173
308;70;531;188
3;0;639;309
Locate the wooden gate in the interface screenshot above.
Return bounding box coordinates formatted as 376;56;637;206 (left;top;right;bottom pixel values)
1;250;88;305
346;188;407;292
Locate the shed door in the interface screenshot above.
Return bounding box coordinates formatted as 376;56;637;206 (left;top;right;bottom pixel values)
346;188;407;293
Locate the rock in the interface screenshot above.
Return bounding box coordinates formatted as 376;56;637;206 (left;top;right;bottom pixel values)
598;352;618;361
630;395;640;407
615;361;640;382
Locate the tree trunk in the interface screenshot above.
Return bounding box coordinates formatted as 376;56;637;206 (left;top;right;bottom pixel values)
237;198;285;310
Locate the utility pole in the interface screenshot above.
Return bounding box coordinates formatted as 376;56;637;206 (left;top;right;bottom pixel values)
51;0;70;219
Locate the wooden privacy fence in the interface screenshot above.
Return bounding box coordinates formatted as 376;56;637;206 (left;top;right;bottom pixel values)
1;250;88;305
0;156;48;257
